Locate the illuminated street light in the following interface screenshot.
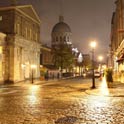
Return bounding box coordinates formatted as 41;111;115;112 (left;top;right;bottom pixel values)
90;41;96;88
98;55;103;62
90;41;96;48
31;64;36;84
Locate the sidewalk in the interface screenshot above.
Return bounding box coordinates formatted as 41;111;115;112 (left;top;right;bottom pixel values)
0;76;72;87
1;77;124;97
85;78;124;97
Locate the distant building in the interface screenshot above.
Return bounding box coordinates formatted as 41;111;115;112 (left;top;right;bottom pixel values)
40;45;60;79
40;45;53;67
82;54;91;68
51;16;73;73
0;5;41;83
111;0;124;81
51;16;72;49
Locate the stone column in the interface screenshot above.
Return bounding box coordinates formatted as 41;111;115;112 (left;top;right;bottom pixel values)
4;35;14;84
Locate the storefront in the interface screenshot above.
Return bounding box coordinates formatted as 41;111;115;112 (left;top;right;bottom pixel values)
116;53;124;82
0;33;6;84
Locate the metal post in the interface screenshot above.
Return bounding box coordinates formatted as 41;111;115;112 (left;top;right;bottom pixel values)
92;49;95;88
31;69;33;84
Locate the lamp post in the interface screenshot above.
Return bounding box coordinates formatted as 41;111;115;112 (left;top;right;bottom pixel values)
90;41;96;88
78;53;83;76
31;64;36;84
98;55;103;74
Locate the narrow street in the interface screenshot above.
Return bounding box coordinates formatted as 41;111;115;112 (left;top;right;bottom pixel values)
0;78;124;124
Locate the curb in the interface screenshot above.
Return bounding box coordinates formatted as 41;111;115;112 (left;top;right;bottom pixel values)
85;88;124;97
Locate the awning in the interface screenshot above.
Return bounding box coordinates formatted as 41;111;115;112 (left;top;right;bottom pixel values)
116;54;124;62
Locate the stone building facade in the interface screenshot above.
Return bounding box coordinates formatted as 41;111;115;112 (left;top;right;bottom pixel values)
111;0;124;82
0;5;41;83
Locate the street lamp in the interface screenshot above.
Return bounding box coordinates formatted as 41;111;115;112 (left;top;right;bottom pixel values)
90;41;96;88
98;56;103;62
31;64;36;84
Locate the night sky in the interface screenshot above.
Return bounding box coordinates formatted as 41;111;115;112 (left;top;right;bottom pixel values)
0;0;115;60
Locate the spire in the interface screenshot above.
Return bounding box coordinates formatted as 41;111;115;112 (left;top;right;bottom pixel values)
59;0;64;21
59;15;64;22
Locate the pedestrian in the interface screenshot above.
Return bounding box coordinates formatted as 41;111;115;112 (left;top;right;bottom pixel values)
45;70;49;81
52;73;54;79
57;72;60;79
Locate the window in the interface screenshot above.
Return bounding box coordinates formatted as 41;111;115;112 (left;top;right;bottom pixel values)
35;33;38;41
64;36;66;42
30;29;32;40
15;23;20;34
0;16;2;21
68;37;69;42
56;37;58;42
60;36;62;42
17;23;20;35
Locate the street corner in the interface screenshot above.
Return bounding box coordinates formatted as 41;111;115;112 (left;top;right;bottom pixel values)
85;87;124;97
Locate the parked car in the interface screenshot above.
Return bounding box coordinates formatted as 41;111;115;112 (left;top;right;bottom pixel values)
94;71;101;78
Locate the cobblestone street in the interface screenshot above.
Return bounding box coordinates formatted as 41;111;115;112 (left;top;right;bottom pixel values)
0;78;124;124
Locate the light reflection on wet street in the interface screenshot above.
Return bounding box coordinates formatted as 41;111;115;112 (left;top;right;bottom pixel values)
0;78;124;124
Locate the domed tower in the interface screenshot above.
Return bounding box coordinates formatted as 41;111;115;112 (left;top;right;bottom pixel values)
51;16;72;49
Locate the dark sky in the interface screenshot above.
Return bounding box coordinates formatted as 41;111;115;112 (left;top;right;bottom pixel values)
0;0;115;59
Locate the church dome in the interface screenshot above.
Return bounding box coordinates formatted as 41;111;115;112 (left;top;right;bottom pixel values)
52;16;71;33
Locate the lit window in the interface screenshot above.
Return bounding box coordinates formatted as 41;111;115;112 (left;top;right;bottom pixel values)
17;23;20;34
0;16;2;21
68;37;69;42
64;36;66;41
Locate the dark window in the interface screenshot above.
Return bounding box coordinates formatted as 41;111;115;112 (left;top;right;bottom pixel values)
60;36;62;42
40;54;43;65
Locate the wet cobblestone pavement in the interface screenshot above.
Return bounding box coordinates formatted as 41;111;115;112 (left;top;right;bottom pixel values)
0;78;124;124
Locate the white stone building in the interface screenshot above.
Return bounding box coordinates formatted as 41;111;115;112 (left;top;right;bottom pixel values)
0;5;41;84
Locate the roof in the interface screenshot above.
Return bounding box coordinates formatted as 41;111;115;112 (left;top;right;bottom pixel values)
117;54;124;62
0;5;41;24
44;65;57;70
52;16;71;33
41;45;51;52
52;22;71;33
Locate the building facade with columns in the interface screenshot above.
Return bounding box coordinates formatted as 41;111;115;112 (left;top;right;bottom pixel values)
111;0;124;82
0;5;41;84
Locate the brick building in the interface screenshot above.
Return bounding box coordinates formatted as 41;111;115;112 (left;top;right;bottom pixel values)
111;0;124;82
40;45;53;67
0;5;41;83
